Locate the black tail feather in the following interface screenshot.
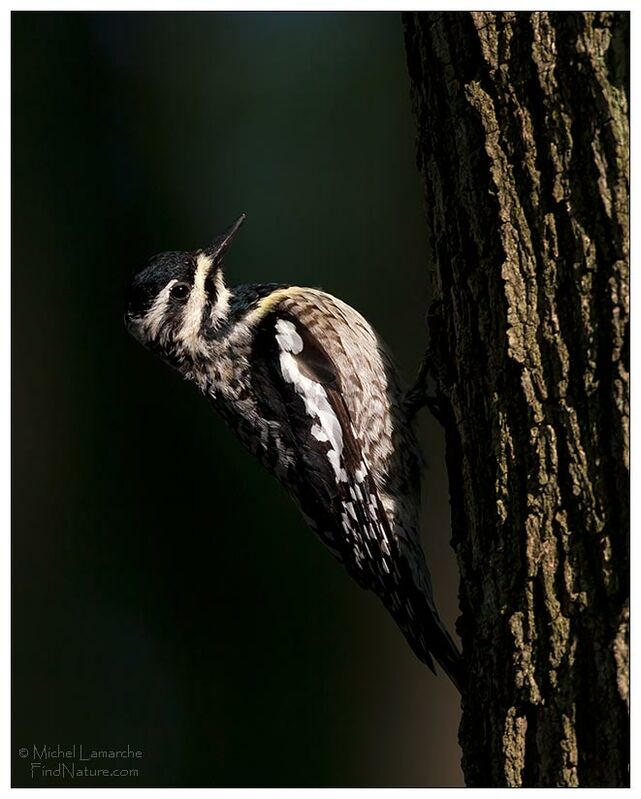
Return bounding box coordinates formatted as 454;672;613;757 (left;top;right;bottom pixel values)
428;618;464;693
393;599;464;693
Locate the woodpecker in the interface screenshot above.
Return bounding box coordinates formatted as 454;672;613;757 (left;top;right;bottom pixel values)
125;214;463;691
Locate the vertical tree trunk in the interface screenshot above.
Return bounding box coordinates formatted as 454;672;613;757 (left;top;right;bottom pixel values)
403;11;629;787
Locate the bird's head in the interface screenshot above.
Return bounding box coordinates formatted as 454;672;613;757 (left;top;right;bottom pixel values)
125;214;246;364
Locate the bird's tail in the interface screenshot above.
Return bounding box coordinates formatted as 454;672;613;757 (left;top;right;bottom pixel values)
421;610;464;693
390;593;464;693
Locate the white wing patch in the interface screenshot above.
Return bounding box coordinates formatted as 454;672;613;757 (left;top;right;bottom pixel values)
275;318;348;482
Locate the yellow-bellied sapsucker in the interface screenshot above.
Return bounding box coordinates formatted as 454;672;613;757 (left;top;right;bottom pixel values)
125;214;463;691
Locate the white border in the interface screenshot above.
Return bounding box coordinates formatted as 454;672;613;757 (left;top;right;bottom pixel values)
4;3;635;797
4;1;638;10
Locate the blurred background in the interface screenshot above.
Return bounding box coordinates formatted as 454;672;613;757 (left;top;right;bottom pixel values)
12;12;461;787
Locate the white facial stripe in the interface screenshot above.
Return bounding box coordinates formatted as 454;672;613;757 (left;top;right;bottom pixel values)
177;252;212;352
209;269;231;330
176;255;232;355
143;279;178;338
275;319;347;482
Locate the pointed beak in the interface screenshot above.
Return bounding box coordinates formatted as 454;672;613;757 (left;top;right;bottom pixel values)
204;213;247;263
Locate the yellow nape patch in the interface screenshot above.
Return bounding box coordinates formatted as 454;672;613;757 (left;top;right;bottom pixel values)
249;286;309;323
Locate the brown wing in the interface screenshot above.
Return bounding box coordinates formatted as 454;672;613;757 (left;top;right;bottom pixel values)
248;290;462;686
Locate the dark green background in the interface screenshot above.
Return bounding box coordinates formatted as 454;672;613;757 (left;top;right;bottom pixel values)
12;11;461;787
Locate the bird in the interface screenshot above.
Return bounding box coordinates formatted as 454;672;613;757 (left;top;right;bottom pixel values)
125;213;463;691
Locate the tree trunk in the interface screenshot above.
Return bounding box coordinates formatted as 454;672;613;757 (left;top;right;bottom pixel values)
403;11;629;787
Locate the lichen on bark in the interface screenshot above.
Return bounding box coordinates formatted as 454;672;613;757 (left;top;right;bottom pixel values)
403;11;629;787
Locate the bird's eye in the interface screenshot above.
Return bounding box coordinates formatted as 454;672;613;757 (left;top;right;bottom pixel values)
170;283;190;300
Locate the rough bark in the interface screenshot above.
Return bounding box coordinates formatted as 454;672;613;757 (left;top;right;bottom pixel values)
403;11;629;787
